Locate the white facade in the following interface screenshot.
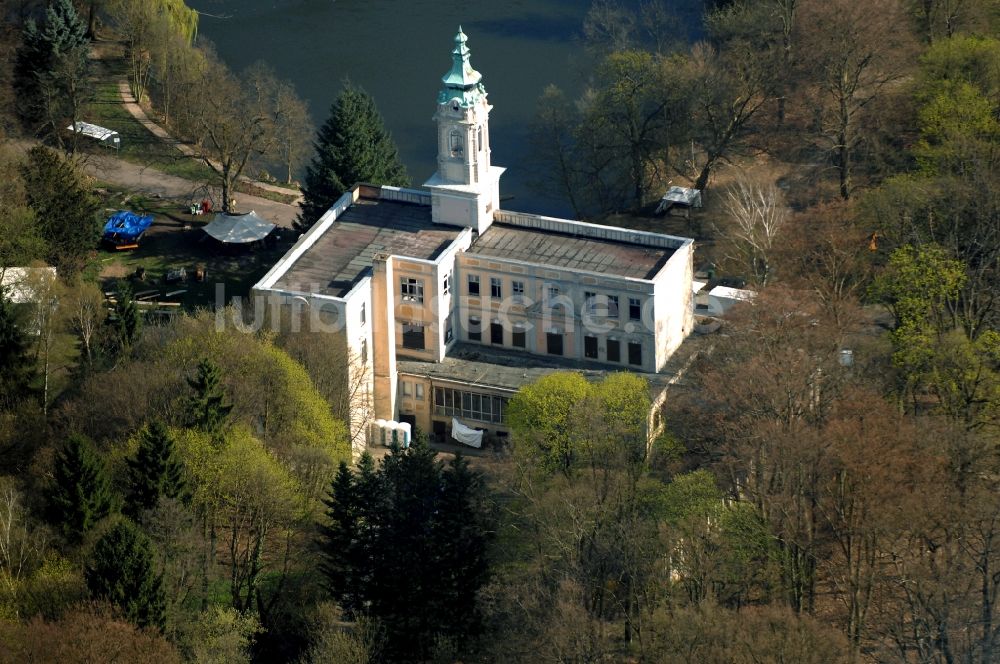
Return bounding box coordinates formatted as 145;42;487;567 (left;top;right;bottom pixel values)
253;30;696;453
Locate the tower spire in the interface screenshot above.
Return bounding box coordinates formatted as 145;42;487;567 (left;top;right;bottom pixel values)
439;26;485;108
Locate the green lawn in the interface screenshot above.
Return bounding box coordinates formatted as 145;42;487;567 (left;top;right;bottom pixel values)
86;79;217;182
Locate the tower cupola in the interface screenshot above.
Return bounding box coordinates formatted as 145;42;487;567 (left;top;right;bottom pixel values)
439;27;486;108
424;28;505;234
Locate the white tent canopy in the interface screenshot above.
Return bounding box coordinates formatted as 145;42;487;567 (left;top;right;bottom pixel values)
451;418;484;448
68;122;120;148
203;211;276;244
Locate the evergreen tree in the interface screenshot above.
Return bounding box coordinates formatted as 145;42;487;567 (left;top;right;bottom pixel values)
432;454;491;640
47;433;118;542
185;358;232;437
0;289;35;409
319;461;360;607
319;441;490;660
86;519;167;630
125;421;186;518
13;0;90;137
376;439;446;659
296;82;409;231
19;147;101;276
113;279;142;350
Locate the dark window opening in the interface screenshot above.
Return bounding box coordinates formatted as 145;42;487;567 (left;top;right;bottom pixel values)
512;328;526;348
490;322;503;345
402;324;424;350
629;297;641;321
469;317;482;342
468;275;480;295
584;335;598;359
628;342;642;366
547;332;563;356
607;339;620;363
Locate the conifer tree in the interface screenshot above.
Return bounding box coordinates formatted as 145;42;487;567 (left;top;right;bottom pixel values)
47;433;118;542
19;147;101;275
86;519;167;630
319;441;490;660
296;82;409;231
125;421;186;518
432;453;491;640
0;289;35;409
319;461;359;607
13;0;90;138
375;439;451;658
185;358;232;437
113;279;142;350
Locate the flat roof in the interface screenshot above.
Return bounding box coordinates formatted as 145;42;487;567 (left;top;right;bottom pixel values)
272;197;463;297
396;342;698;394
466;223;674;280
709;285;756;301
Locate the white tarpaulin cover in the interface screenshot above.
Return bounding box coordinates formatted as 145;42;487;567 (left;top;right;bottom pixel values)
203;211;276;244
68;121;120;144
451;418;483;448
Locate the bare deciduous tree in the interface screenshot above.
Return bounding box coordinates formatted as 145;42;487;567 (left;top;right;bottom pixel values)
0;478;48;610
272;80;313;185
686;41;773;192
719;173;787;287
177;59;284;213
797;0;915;199
63;280;106;364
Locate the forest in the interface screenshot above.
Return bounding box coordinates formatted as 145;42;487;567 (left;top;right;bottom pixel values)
1;0;1000;661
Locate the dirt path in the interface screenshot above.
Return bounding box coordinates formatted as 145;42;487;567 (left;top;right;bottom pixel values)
116;82;304;204
82;153;301;228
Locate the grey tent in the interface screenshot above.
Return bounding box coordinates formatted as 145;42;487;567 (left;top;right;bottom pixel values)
203;211;276;244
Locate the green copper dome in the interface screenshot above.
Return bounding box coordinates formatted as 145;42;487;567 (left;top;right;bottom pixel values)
438;27;487;108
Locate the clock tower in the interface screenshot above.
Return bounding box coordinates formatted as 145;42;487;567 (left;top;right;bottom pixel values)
423;28;504;234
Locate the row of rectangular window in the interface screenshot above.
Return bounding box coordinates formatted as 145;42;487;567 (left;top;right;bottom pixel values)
468;316;641;365
467;274;527;300
402;317;643;367
585;292;642;320
404;275;643;323
470;275;642;320
434;387;508;424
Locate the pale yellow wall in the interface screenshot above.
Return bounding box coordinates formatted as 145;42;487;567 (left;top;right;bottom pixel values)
371;256;397;422
396;374;434;435
392;258;439;363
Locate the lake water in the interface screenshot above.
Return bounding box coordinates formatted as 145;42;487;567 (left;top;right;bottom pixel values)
188;0;703;217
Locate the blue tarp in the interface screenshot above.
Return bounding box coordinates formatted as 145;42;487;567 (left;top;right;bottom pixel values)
102;210;153;244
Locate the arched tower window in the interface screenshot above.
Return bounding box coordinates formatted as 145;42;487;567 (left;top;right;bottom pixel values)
449;130;464;158
477;126;484;152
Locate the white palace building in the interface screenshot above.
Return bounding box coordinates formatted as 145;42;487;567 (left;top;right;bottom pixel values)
253;29;696;454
